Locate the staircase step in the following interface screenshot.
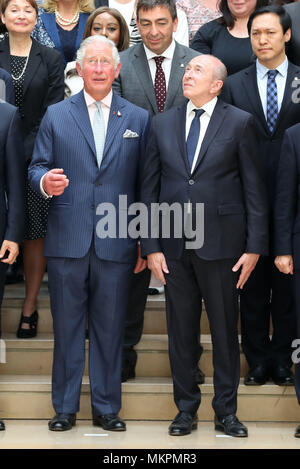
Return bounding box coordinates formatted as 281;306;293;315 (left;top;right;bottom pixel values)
0;375;298;422
1;333;249;377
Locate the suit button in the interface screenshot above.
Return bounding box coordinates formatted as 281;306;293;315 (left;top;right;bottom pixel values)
91;205;95;210
188;179;195;185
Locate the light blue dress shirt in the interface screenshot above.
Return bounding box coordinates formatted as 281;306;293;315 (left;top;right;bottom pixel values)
256;56;288;120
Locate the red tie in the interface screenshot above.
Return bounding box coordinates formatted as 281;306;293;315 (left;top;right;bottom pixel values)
154;56;166;113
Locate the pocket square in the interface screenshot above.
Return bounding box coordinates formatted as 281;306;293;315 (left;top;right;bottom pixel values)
123;129;139;138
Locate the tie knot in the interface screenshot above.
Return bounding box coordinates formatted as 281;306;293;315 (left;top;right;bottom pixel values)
267;69;278;80
193;108;205;119
95;101;102;111
154;56;165;67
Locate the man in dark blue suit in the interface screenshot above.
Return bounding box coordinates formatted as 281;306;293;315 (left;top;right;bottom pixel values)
29;35;150;432
140;54;268;437
274;123;300;439
222;5;300;386
0;102;24;431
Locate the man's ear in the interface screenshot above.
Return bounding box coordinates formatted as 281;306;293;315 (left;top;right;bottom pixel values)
114;61;122;80
76;62;83;77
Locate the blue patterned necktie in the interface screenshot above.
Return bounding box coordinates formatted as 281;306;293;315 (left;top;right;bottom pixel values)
266;70;278;133
186;108;205;170
93;101;105;168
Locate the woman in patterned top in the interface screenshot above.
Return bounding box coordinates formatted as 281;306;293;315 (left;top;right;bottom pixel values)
0;0;65;338
176;0;221;44
32;0;94;63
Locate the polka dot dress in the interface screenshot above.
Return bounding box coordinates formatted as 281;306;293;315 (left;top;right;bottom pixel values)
11;55;50;241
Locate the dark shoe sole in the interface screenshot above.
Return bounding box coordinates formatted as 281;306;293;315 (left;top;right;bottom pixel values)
48;423;75;432
169;422;197;436
93;420;126;431
215;423;248;437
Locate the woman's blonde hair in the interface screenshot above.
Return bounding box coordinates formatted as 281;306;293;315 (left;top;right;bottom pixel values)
41;0;94;13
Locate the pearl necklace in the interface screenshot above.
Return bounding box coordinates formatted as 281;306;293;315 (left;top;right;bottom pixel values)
55;9;79;26
11;44;32;81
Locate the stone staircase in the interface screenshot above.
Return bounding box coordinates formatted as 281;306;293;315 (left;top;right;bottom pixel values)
0;279;299;422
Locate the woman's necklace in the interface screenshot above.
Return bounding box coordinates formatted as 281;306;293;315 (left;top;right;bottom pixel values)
55;9;79;27
11;43;32;81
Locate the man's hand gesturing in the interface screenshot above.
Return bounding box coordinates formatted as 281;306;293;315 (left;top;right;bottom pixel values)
43;168;69;196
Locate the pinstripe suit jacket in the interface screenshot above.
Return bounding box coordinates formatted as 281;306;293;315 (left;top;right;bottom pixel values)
28;91;150;262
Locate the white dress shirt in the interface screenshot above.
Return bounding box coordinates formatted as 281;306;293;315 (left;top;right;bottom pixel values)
143;40;176;88
256;56;288;119
186;96;218;173
40;90;113;197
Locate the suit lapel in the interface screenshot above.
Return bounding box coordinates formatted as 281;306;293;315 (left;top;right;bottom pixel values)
175;103;191;176
23;40;41;97
102;93;127;163
273;62;300;133
193;99;227;174
41;12;63;57
69;90;97;159
242;65;268;134
165;42;186;111
132;44;158;114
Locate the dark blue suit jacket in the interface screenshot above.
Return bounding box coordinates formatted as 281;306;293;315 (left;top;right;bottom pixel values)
28;91;150;262
140;99;269;260
222;61;300;207
0;102;24;245
274;123;300;269
0;67;14;104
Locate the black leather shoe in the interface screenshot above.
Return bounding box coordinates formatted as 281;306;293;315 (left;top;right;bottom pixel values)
215;414;248;437
168;411;198;436
195;367;205;385
244;365;269;385
295;425;300;438
48;413;76;431
271;365;294;386
0;420;5;431
93;413;126;431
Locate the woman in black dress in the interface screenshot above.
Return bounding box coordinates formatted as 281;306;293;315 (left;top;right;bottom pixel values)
191;0;269;75
0;0;64;337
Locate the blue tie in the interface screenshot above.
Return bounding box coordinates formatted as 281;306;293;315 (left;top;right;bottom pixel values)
186;108;205;170
93;101;105;168
266;70;278;133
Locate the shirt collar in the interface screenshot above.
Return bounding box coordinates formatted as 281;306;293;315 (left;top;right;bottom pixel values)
83;89;113;109
187;96;218;119
143;40;176;62
256;56;288;79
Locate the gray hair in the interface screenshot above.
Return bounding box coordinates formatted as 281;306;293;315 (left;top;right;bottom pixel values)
76;35;120;70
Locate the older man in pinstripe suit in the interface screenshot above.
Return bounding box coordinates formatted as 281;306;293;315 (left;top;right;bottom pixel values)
29;36;150;432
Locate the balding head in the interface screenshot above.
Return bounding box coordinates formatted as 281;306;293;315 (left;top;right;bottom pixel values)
182;55;227;107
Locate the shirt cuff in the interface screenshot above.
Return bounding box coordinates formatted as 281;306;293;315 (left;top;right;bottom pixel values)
40;173;52;199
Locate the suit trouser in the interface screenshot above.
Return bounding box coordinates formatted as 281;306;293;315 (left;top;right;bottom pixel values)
122;267;151;368
165;250;240;417
123;268;204;369
292;270;300;404
0;262;8;338
47;245;134;416
240;255;295;369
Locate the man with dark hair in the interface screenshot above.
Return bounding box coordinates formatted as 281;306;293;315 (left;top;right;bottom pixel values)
222;4;300;386
274;122;300;439
284;1;300;66
113;0;203;384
